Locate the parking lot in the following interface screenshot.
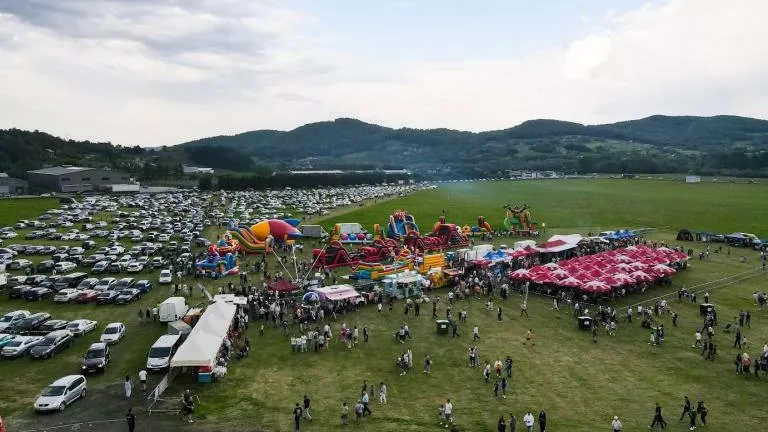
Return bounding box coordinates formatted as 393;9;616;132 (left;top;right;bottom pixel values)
0;184;416;424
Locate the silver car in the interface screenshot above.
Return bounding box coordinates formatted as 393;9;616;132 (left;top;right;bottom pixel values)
34;375;87;412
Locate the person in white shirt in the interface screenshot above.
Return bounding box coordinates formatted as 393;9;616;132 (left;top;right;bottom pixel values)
379;382;387;404
612;415;623;431
443;399;453;427
523;411;535;432
473;325;480;342
138;369;147;391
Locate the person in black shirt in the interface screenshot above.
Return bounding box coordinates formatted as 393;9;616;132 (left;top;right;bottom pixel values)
538;410;546;432
126;408;136;432
497;415;507;432
303;395;312;420
679;396;691;421
649;403;667;429
293;403;303;431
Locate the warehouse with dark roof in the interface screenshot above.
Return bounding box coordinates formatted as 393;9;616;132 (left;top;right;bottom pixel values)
27;166;133;193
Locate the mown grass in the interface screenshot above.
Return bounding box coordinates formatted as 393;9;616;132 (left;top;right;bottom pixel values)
0;198;59;227
317;179;768;236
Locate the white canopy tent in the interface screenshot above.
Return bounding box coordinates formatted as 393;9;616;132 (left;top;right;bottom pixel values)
170;301;236;368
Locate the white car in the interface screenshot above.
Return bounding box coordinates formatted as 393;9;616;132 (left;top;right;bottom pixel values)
55;261;77;273
99;323;126;345
10;259;33;270
0;231;17;239
126;262;144;273
0;310;30;332
54;289;81;303
34;375;87;412
1;335;44;358
158;269;173;284
66;319;98;336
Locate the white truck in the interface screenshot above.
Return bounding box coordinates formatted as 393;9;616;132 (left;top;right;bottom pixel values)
158;297;189;323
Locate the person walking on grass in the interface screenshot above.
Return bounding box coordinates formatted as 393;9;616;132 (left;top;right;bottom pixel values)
444;399;454;428
355;400;364;423
182;389;194;423
498;307;503;322
538;410;546;432
293;402;303;431
379;382;387;405
509;414;517;432
500;376;508;399
696;400;708;426
362;390;372;416
649;402;667;429
423;354;432;374
679;396;691;422
523;329;535;346
687;404;698;430
303;395;312;420
611;415;623;431
498;415;508;432
341;401;349;426
520;302;529;318
523;411;535;432
473;325;480;342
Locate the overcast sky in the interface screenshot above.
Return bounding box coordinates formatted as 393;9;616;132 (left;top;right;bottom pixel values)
1;0;766;147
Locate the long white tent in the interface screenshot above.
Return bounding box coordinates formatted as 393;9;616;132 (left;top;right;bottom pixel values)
170;301;236;368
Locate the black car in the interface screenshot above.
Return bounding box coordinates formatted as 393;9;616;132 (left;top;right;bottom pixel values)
9;285;33;299
82;255;104;267
38;246;57;255
81;342;110;373
36;319;70;334
91;261;110;274
76;278;99;290
37;260;56;273
29;330;74;359
24;245;43;254
25;275;48;286
25;287;54;301
82;240;96;250
96;290;119;304
107;262;122;274
114;289;141;304
9;312;51;335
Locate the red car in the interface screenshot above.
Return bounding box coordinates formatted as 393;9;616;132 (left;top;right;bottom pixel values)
76;290;101;304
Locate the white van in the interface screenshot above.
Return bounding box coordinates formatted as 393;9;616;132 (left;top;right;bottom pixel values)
146;334;182;371
158;297;188;323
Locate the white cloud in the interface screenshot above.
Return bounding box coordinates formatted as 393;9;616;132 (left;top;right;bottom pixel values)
0;0;766;146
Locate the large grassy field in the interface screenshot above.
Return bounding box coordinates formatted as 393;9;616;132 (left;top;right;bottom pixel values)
2;181;768;432
0;197;59;227
316;179;768;236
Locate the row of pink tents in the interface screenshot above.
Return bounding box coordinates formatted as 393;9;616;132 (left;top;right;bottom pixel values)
509;245;688;294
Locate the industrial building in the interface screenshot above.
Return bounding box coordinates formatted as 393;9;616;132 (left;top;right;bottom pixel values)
26;166;133;193
0;173;29;196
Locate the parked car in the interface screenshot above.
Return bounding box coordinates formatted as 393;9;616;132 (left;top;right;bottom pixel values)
1;335;44;358
0;334;17;348
107;262;122;274
8;285;34;300
25;287;54;302
54;289;81;303
96;290;119;304
34;375;87;412
80;342;110;374
115;278;135;290
126;262;144;273
76;278;100;290
66;319;98;336
146;334;183;371
158;269;173;284
114;289;141;304
135;280;153;293
30;330;74;359
9;259;33;270
94;277;117;291
54;262;77;273
99;322;126;344
150;256;166;269
91;261;110;274
38;246;57;255
0;310;31;332
36;260;56;273
36;319;70;334
75;290;101;303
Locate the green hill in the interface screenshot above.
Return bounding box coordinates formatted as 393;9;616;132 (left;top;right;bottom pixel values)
4;115;768;180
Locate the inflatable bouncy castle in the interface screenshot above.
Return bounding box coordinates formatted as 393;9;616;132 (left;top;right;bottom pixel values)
196;244;239;278
503;204;536;233
387;210;419;241
471;216;492;234
225;218;302;254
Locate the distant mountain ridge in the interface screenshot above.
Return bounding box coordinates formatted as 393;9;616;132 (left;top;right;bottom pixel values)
3;115;768;180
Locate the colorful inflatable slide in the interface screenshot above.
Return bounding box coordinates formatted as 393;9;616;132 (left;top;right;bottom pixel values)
196;245;239;277
387;210;419;241
226;218;303;254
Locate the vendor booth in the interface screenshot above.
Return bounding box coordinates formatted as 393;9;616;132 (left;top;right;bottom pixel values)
312;284;362;303
170;301;237;382
383;271;424;299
